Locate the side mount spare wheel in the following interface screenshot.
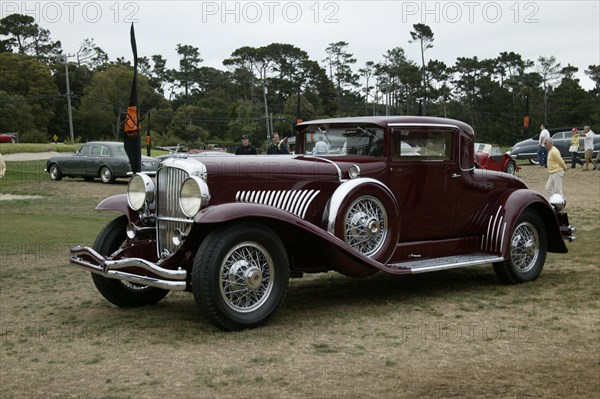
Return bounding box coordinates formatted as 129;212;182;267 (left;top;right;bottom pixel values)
326;178;399;264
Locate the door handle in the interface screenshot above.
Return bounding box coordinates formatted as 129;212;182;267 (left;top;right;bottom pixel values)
451;173;461;178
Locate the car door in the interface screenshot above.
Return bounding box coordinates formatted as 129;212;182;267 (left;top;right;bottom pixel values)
63;143;92;175
551;131;570;157
387;126;459;241
86;144;105;175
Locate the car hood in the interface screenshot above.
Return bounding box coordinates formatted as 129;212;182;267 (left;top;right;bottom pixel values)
512;137;537;149
164;154;387;183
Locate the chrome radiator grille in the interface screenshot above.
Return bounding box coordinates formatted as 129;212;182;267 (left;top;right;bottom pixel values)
156;166;192;257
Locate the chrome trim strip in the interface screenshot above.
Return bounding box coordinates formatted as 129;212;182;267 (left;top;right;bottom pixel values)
387;123;459;129
236;189;321;218
156;216;194;224
485;215;494;251
500;222;507;253
482;206;504;253
302;156;343;182
495;216;504;252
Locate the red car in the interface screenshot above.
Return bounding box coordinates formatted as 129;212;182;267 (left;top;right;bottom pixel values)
475;143;518;174
0;133;17;143
70;116;574;331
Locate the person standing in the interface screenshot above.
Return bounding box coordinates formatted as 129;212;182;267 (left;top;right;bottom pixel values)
569;128;584;168
235;135;257;155
313;136;329;155
267;132;289;154
0;153;5;179
543;137;568;198
583;125;596;171
538;124;550;167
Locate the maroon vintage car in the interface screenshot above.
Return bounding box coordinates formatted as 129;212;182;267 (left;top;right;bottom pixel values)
70;116;575;331
474;143;518;174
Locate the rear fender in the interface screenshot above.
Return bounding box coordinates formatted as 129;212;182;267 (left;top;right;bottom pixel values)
489;190;567;258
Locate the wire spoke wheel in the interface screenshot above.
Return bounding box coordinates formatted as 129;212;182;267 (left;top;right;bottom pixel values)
344;195;388;256
509;222;539;273
193;222;289;331
220;242;274;313
493;209;546;284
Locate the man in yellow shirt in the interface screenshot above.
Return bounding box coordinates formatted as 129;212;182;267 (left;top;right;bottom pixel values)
543;137;568;198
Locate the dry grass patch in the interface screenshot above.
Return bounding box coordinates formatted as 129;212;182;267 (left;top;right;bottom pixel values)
1;163;599;398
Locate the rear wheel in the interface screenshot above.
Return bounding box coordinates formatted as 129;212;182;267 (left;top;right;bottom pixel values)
91;215;169;307
528;158;540;165
48;164;62;181
100;166;115;184
192;222;289;331
493;210;547;284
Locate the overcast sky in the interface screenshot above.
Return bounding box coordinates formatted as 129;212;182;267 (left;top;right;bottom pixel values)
2;0;599;90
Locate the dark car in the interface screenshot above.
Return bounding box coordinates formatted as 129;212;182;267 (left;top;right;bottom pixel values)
45;141;159;184
474;143;518;174
69;116;575;331
510;128;600;164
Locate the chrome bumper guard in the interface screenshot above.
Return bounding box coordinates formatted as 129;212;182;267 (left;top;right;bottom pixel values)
70;246;187;290
560;226;577;242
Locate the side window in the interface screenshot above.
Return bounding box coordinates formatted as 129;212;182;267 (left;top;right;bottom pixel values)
100;146;109;156
392;129;453;161
79;144;91;155
91;145;102;156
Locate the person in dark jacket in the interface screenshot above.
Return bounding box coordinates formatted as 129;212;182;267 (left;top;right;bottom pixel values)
266;132;289;154
235;135;257;155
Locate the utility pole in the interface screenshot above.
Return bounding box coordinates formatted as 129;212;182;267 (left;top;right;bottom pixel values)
62;54;75;143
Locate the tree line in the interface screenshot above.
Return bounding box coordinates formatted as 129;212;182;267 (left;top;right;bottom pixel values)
1;14;599;148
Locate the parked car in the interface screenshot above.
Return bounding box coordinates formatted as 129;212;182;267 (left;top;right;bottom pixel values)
69;116;575;331
474;143;518;174
510;127;600;164
45;141;159;184
0;133;17;143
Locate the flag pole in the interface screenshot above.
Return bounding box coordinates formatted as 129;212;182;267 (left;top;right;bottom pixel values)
123;23;142;173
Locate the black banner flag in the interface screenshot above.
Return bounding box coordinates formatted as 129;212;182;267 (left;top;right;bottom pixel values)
523;90;530;137
123;23;142;173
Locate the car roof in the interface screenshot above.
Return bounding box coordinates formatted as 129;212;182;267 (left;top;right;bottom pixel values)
82;141;123;146
295;116;472;131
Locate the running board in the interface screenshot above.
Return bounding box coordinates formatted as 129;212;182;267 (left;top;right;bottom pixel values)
388;254;505;274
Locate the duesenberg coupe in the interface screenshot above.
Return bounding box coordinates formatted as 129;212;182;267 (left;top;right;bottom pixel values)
70;116;575;331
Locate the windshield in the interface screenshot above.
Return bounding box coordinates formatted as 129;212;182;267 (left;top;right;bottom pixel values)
303;127;384;157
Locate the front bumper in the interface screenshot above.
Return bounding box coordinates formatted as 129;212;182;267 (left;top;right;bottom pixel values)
70;246;187;290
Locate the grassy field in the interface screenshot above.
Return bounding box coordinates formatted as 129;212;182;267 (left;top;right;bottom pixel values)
0;160;598;399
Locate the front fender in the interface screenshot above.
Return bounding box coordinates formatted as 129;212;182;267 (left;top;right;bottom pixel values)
96;194;138;221
193;202;409;275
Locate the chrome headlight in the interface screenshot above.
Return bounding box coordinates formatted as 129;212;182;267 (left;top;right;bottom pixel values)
179;176;210;217
348;164;361;179
127;173;155;210
549;194;566;211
